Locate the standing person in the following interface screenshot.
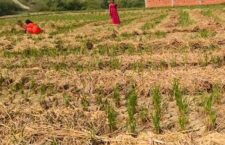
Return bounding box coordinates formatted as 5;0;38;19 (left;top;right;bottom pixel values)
109;0;121;25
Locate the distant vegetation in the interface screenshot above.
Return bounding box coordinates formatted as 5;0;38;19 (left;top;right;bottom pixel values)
0;0;21;16
0;0;145;16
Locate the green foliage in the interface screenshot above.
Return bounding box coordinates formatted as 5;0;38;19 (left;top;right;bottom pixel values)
152;86;162;134
127;87;138;134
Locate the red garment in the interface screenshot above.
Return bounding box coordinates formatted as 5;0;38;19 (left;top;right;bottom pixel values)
26;23;42;34
109;3;121;25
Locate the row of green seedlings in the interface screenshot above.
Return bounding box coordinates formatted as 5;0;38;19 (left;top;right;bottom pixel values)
141;13;168;30
2;42;153;58
105;80;221;134
3;53;224;72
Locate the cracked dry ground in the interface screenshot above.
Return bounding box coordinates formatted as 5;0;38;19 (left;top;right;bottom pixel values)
1;6;225;145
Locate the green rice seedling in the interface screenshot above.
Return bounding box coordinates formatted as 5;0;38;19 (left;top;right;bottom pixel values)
127;88;138;134
210;56;224;68
63;94;71;107
40;84;48;95
155;31;167;38
158;60;168;70
199;29;216;38
13;81;23;92
203;94;217;130
199;53;209;67
51;138;59;145
106;104;118;132
140;107;149;123
211;84;222;104
172;79;188;130
152;86;162;134
81;97;90;111
0;75;4;87
170;58;177;68
109;58;121;70
113;86;121;107
131;61;145;72
179;11;192;27
202;10;213;17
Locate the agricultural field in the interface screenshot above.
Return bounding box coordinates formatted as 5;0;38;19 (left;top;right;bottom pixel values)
1;5;225;145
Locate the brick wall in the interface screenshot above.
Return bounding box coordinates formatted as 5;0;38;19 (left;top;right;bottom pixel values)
147;0;225;7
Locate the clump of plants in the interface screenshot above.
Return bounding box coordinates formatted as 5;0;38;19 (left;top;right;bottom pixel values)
127;87;138;134
152;86;162;134
203;93;217;130
179;11;192;27
172;79;188;130
113;85;121;107
106;103;118;132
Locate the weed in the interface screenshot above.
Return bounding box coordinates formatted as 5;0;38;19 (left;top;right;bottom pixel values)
152;86;162;133
127;88;138;134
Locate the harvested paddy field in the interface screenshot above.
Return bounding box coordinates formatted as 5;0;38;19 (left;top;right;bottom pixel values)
1;5;225;145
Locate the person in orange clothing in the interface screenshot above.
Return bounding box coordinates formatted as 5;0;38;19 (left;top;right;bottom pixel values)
17;19;43;34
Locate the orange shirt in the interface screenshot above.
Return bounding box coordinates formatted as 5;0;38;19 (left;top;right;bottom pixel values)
26;23;42;34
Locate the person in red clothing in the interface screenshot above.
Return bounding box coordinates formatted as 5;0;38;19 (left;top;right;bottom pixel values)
109;0;121;25
25;19;42;34
17;19;42;34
